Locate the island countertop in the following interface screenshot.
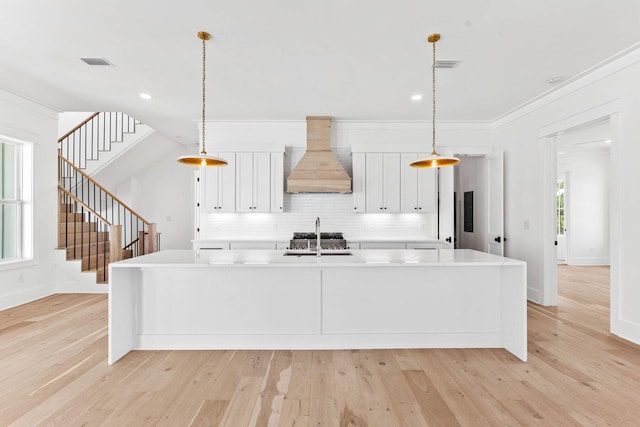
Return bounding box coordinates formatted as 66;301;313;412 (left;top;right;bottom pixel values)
111;248;525;268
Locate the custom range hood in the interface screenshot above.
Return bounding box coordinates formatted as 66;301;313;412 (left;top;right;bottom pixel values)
287;116;352;193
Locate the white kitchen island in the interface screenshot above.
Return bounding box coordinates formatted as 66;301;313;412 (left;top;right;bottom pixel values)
108;249;527;364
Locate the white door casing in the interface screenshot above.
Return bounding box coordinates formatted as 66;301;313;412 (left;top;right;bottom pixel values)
486;151;504;256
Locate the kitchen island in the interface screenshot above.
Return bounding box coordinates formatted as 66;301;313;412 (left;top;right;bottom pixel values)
108;249;527;364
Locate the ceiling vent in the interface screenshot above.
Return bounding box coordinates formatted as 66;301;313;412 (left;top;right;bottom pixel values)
80;57;114;66
434;60;461;69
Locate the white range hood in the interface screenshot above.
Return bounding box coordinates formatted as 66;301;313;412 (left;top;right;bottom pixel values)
286;116;352;194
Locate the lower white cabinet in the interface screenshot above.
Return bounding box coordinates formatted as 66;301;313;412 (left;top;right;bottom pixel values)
358;242;407;249
230;242;278;250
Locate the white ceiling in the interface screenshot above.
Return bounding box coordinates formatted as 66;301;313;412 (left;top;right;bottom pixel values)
2;0;640;145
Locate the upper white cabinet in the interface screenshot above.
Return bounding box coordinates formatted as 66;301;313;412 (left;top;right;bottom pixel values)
353;151;437;214
270;153;284;213
236;152;272;213
203;152;236;213
365;153;401;213
401;153;437;213
352;153;366;212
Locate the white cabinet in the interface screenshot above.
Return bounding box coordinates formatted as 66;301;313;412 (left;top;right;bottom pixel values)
203;152;236;213
358;242;407;249
230;242;278;250
270;154;284;213
236;152;272;213
352;153;366;213
401;153;437;213
365;153;400;213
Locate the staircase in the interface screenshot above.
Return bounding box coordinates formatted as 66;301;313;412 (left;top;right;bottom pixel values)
57;112;160;285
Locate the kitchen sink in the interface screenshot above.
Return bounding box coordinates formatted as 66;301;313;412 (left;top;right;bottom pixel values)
283;251;353;257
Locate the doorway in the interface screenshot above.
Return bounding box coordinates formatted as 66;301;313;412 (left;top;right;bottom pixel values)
541;113;615;308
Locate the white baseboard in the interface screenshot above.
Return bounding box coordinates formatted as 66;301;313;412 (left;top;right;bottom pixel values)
611;318;640;346
527;286;542;304
0;283;56;311
56;281;107;294
568;257;610;266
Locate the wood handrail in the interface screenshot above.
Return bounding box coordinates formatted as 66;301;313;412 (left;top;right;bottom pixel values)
122;238;139;251
58;186;111;226
58;154;151;226
57;112;100;142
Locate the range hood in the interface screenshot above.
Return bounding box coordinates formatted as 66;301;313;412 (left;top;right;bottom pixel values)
286;116;352;193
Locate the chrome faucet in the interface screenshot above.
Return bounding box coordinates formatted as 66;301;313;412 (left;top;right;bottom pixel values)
316;217;321;257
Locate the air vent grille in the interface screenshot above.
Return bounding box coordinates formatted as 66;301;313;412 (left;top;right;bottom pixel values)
80;58;114;66
434;60;461;69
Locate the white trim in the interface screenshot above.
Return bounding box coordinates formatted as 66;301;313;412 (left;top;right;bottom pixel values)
0;282;55;311
0;87;59;120
493;42;640;128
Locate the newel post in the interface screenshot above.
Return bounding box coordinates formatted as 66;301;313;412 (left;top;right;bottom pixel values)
148;223;158;254
109;225;123;262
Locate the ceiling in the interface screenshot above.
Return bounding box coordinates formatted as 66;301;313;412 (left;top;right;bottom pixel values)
2;0;640;146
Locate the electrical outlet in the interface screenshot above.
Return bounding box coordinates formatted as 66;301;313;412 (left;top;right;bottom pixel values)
272;224;278;230
524;220;530;230
18;273;24;282
419;223;425;230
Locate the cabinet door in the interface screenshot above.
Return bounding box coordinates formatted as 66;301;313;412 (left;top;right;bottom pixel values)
203;165;220;212
365;153;384;212
270;153;284;213
218;152;236;213
203;153;235;213
383;153;401;213
235;152;254;212
417;154;436;213
352;153;366;213
401;153;419;213
253;152;271;213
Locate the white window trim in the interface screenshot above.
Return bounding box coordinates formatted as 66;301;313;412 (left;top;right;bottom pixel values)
1;136;33;266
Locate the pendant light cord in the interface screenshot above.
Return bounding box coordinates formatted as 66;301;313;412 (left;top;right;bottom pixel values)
431;37;437;156
201;35;207;155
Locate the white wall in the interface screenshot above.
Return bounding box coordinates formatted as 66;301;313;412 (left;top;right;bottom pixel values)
455;156;487;251
114;145;194;249
195;121;492;243
0;89;58;310
58;112;93;137
493;46;640;343
558;149;610;265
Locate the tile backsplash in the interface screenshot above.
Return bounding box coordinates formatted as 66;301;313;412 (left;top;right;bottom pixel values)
202;147;438;240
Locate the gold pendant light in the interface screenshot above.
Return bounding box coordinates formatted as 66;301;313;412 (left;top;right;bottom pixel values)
410;34;460;168
177;31;228;167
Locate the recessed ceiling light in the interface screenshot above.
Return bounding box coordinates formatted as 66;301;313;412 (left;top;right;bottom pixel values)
411;94;423;101
547;75;567;85
139;93;152;100
80;57;114;66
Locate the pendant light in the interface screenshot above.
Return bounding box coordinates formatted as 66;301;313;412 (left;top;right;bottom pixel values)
410;34;460;168
177;31;228;167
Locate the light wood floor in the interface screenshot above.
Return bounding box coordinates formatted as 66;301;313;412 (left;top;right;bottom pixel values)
1;265;639;426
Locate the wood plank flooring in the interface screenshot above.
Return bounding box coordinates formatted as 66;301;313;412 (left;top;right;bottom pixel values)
2;265;639;425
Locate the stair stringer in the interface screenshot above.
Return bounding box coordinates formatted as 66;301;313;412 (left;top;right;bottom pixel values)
83;124;154;176
54;249;108;293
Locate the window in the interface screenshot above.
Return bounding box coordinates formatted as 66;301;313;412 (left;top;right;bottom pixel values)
556;179;565;236
1;138;31;264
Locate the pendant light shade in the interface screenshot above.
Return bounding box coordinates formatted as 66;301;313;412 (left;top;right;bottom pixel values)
177;31;227;167
410;34;460;169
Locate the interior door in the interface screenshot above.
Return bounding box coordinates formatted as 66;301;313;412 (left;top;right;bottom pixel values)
486;151;504;256
556;173;567;262
438;166;455;248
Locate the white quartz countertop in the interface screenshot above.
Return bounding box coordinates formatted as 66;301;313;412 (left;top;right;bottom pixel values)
192;237;443;243
111;249;525;268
